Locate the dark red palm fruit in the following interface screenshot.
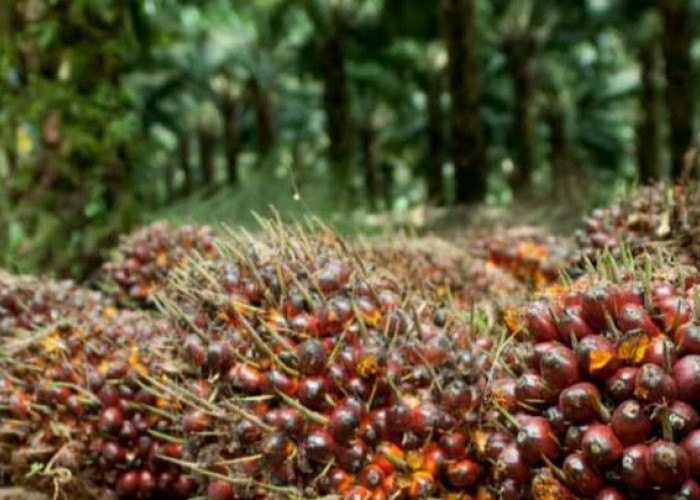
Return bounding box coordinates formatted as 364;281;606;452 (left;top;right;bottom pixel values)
605;366;638;402
657;295;692;331
644;335;678;370
297;376;327;411
225;363;266;394
645;440;690;488
326;467;354;494
275;407;306;437
606;282;644;312
634;363;677;404
562;451;604;497
675;323;700;355
98;406;124;435
66;394;86;418
500;478;527;500
673;355;700;404
101;442;126;465
182;409;209;433
206;480;234;500
664;401;699;438
328;401;362;444
171;475;197;498
515;372;554;408
358;463;385;490
616;303;662;336
156;472;175;492
445;459;480;488
525;301;559;342
581;286;611;330
288;313;320;336
534;341;560;366
410;403;440;437
495;443;532;484
406;471;436;499
682;430;700;478
559;382;610;424
336;439;368;473
359;409;388;445
610;399;652;446
347;376;373;400
555;305;594;344
539;344;581;393
575;334;621;380
261;432;292;466
116;471;140;497
594;487;626;500
515;416;559;464
482;433;510;463
205;341;234;372
386;403;413;433
138;470;156;497
444;379;474;412
297;339;328;376
531;468;578;500
304;428;336;463
440;431;468;460
581;423;624;468
184;335;206;367
419;444;447;476
656;479;700;500
544;405;567;435
97;385;121;407
621;444;650;489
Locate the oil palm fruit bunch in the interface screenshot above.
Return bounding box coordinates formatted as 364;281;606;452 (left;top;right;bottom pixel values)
99;221;218;307
472;228;576;290
483;256;700;499
0;309;200;499
357;236;525;309
143;219;497;499
0;272;113;335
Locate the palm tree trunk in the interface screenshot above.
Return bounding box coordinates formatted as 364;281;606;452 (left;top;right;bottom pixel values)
505;43;537;194
197;127;216;189
426;71;446;206
545;101;572;197
178;133;194;196
442;0;486;205
360;120;379;212
248;78;275;160
660;0;695;180
321;19;352;187
636;37;662;183
221;97;240;185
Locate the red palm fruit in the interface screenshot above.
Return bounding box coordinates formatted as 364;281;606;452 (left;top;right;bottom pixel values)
515;373;553;408
116;471;140;497
581;423;624;468
297;376;327;411
643;335;677;367
606;283;644;313
98;406;124;435
616;303;661;336
206;479;234;500
594;487;626;500
225;363;266;394
386;403;412;432
444;379;474;412
555;305;594;344
673;355;700;403
525;302;558;342
610;399;652;446
328;468;354;494
544;405;567;435
661;479;700;500
539;344;581;392
305;429;336;463
621;444;650;489
575;335;621;380
297;339;328;376
665;401;699;437
406;471;435;499
634;363;677;404
261;432;292;466
534;341;560;366
495;443;532;484
440;431;468;459
328;402;362;444
562;452;603;497
675;322;700;355
359;409;388;445
336;440;368;473
605;366;638;402
266;407;305;437
420;444;446;476
138;470;156;497
446;459;480;488
485;432;512;461
682;430;700;478
171;475;197;498
531;468;577;500
97;385;120;407
515;416;559;464
645;440;690;488
499;479;527;500
343;486;372;500
657;296;692;331
581;286;610;330
410;403;440;436
358;463;385;490
559;382;609;424
205;341;233;371
184;335;206;366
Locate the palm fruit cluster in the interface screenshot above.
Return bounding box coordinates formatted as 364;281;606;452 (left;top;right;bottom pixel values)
357;236;524;309
484;260;700;499
0;272;113;335
0;308;204;499
150;221;497;499
99;221;218;306
471;228;577;290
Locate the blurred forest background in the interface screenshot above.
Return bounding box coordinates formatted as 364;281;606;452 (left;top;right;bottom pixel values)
1;0;699;279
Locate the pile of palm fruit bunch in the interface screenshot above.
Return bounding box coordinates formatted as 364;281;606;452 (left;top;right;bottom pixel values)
470;227;578;290
483;257;700;499
356;235;525;310
0;271;114;335
98;221;218;307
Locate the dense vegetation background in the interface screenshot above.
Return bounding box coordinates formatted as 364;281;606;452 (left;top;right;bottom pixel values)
1;0;698;278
